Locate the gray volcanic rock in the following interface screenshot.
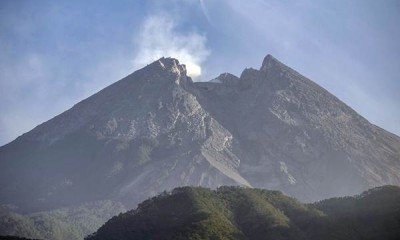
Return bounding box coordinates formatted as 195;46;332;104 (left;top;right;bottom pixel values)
0;54;399;213
0;57;249;212
193;54;400;201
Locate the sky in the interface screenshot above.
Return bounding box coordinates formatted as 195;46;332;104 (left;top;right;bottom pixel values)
0;0;399;146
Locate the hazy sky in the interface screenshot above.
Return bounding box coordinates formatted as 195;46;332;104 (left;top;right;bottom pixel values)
0;0;399;146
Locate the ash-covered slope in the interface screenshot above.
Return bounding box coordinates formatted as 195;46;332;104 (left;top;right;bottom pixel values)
193;55;400;201
0;54;399;214
0;58;248;212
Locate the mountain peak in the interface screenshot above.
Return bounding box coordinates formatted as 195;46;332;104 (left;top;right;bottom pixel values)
260;54;281;72
139;57;192;86
209;73;240;85
147;57;186;75
158;57;182;70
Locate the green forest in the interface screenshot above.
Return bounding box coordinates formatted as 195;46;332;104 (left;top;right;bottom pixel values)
0;201;125;240
87;186;400;240
2;186;399;240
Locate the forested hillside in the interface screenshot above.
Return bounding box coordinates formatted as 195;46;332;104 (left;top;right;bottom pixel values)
0;201;125;240
87;186;400;240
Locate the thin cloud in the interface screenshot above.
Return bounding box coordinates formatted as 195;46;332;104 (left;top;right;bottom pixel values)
0;54;70;145
222;0;400;136
133;14;210;79
199;0;212;23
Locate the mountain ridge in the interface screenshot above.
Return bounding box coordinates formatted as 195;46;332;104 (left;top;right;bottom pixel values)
193;54;400;200
0;53;399;210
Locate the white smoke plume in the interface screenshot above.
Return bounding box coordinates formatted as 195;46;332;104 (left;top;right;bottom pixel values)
133;15;210;79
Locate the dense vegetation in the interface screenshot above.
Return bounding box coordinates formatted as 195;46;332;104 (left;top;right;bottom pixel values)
87;186;400;240
0;236;38;240
0;200;125;240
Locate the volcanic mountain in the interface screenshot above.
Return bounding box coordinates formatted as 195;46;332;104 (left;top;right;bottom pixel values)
0;54;399;214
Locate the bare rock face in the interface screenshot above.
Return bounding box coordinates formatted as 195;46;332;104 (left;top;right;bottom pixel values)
193;54;400;201
0;55;399;212
0;58;248;212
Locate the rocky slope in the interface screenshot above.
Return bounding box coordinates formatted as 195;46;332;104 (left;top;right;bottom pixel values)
86;185;400;240
193;55;400;201
0;54;399;213
0;58;249;213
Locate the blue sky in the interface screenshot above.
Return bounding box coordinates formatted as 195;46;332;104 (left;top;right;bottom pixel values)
0;0;399;146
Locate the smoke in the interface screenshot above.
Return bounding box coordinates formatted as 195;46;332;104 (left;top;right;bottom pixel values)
133;15;210;79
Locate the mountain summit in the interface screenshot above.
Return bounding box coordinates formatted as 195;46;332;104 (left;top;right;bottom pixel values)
0;54;399;213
